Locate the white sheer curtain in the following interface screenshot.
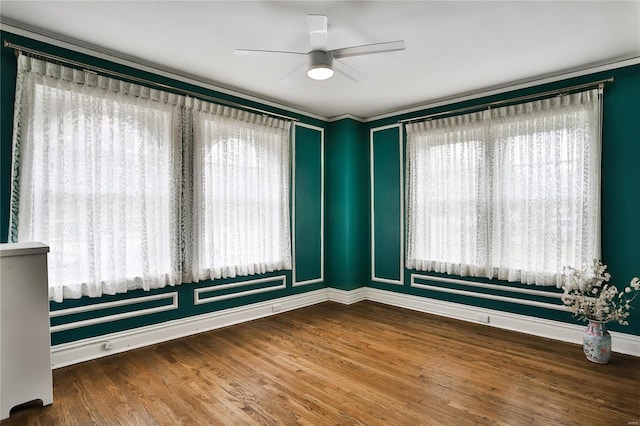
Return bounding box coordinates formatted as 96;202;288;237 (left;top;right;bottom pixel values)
184;100;292;281
10;55;184;302
406;112;489;277
406;88;602;287
10;55;294;302
488;90;602;285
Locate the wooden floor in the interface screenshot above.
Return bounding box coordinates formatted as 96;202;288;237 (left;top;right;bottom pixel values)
3;301;639;425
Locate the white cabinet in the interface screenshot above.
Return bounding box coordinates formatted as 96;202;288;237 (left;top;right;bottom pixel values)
0;242;53;420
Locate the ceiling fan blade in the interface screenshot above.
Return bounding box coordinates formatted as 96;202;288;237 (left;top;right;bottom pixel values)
334;59;367;83
307;14;328;51
278;61;307;83
234;49;306;57
332;40;406;59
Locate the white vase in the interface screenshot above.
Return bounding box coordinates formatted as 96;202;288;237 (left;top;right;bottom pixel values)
583;320;611;364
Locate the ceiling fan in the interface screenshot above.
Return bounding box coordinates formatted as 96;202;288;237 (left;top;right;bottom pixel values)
234;14;405;82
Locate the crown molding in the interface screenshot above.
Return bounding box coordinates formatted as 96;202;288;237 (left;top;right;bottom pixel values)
327;114;365;123
0;19;329;123
3;18;639;126
366;54;640;123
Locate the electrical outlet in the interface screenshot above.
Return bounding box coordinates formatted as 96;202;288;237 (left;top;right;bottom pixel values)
103;340;113;350
477;314;490;324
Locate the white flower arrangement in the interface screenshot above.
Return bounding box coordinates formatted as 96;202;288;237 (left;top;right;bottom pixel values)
561;259;640;325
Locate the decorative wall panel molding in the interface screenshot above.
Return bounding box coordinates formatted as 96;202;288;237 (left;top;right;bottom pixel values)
194;276;287;305
50;292;178;333
410;273;564;311
370;124;404;285
293;122;325;286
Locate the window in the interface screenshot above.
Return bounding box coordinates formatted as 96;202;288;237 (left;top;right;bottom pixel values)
406;89;602;287
189;112;292;281
10;55;292;301
10;64;182;302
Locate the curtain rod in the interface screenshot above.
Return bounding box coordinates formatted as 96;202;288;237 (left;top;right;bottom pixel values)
3;40;299;123
398;77;613;125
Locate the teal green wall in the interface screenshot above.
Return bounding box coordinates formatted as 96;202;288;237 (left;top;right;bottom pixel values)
325;118;369;290
0;30;327;345
367;64;640;336
294;125;324;283
2;28;638;347
371;126;403;282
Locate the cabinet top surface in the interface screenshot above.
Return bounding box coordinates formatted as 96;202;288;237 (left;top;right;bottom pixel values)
0;242;50;257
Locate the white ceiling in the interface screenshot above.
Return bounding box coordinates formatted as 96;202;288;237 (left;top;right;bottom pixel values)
1;1;639;120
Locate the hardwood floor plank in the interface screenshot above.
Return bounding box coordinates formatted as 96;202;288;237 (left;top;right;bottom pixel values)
2;301;639;425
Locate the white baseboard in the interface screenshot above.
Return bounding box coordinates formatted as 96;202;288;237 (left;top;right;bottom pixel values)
51;286;639;368
51;288;329;369
326;287;368;304
362;287;640;357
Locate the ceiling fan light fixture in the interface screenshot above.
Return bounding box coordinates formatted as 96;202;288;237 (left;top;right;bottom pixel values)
307;65;334;80
307;50;334;80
